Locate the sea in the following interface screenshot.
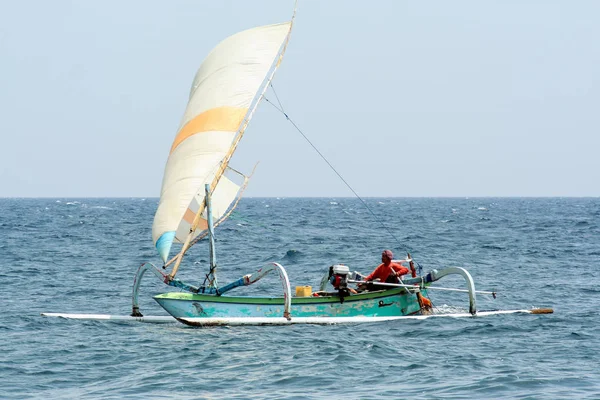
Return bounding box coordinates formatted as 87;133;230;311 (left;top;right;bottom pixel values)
1;197;599;399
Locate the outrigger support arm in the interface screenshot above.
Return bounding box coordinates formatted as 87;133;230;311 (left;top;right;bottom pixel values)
428;267;478;315
348;266;479;315
264;262;292;320
199;263;292;319
133;260;292;319
131;262;200;317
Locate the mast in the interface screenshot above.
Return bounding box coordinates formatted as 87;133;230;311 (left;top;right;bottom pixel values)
167;13;297;280
205;184;218;288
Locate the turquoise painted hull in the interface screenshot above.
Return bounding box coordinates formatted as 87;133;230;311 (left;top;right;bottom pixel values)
154;288;427;319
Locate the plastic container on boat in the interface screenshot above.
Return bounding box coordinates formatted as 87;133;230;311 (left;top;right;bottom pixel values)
295;286;312;297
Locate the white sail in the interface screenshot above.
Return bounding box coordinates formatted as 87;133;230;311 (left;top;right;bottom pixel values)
173;171;242;241
152;22;292;262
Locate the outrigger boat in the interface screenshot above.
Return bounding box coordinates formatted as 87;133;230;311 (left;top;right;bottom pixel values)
43;6;552;326
125;8;550;327
143;259;490;326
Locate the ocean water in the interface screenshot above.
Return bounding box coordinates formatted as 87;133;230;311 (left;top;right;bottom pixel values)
1;197;599;399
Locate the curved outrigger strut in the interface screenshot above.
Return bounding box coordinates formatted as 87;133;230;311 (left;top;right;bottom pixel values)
428;267;478;315
347;266;482;316
398;267;479;315
246;262;292;319
132;263;168;317
131;262;292;320
131;262;199;317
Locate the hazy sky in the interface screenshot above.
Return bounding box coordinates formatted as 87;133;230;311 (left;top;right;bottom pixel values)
1;1;598;197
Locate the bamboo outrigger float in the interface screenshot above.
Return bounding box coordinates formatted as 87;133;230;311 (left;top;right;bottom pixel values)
42;3;553;326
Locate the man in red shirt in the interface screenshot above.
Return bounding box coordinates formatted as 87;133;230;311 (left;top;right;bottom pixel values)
363;249;409;286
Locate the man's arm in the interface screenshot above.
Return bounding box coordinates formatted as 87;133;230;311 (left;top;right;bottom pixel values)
392;264;409;276
364;264;382;281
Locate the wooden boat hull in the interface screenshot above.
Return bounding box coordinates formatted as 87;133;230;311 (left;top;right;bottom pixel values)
154;288;427;319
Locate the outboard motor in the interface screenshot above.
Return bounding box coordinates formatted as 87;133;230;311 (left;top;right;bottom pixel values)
329;264;350;303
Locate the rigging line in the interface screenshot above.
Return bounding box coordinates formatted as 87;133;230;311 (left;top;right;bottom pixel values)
264;86;410;255
270;82;286;114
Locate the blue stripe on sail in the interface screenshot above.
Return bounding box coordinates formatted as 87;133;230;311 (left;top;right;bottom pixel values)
156;231;176;263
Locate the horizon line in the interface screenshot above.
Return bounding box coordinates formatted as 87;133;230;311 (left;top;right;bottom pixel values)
1;195;599;199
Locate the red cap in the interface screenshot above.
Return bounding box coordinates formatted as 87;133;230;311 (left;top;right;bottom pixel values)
382;250;393;259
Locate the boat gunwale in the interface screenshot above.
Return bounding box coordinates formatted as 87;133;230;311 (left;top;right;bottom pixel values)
153;287;428;305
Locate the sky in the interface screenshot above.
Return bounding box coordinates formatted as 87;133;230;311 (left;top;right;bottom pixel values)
1;0;598;197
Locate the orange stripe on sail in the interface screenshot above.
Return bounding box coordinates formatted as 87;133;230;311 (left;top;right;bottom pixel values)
182;208;208;231
196;219;208;231
182;208;196;225
170;106;247;154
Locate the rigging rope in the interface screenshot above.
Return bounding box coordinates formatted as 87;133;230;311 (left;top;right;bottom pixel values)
265;83;414;260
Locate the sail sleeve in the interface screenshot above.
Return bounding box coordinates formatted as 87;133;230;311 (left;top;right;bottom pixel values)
152;22;292;262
